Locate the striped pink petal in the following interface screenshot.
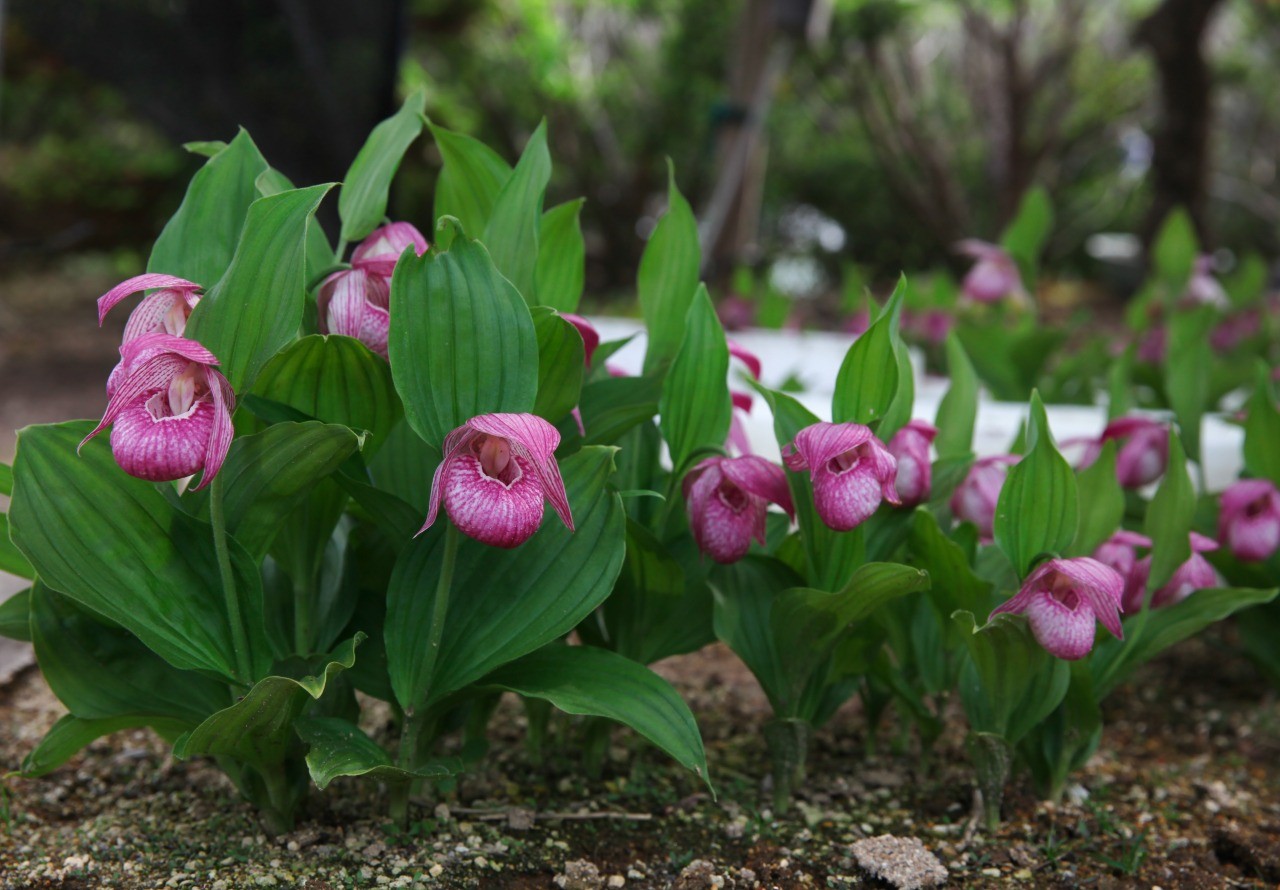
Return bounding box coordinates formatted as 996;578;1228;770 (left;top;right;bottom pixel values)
783;422;898;531
351;222;429;277
685;461;767;564
1219;479;1280;562
992;557;1125;659
110;397;218;482
887;420;938;507
727;341;762;380
98;273;202;326
719;455;794;519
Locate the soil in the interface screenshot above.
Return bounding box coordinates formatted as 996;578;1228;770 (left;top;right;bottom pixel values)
2;264;1280;888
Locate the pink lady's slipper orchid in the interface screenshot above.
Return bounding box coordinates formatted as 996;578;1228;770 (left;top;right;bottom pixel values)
562;314;601;367
950;455;1017;540
1218;479;1280;562
956;240;1026;305
782;422;899;531
992;558;1124;660
1079;416;1169;489
1183;255;1227;308
684;456;794;564
1092;530;1153;609
82;332;234;489
317;268;391;359
349;221;430;277
1124;532;1220;613
887;420;938;507
419;413;573;549
98;273;203;344
727;392;755;457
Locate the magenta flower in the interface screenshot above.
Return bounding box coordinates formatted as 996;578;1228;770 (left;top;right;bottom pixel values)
1218;479;1280;562
1137;325;1167;364
317;268;391;359
727;392;755;457
562;314;601;367
727;340;763;381
782;422;899;531
950;455;1017;540
992;558;1125;660
903;308;953;346
887;420;938;507
955;240;1025;305
349;221;429;277
1183;255;1227;308
1080;416;1169;489
684;456;794;564
98;273;203;343
419;413;574;549
1124;532;1220;612
1092;530;1153;609
82;332;235;489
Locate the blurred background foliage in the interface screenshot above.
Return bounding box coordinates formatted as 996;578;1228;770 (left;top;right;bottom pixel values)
2;0;1279;304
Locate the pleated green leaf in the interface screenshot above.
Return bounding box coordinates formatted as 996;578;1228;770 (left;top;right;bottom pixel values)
185;184;335;391
833;276;905;427
532;307;586;424
480;644;710;788
484;120;551;301
578;374;663;446
339;90;426;243
639;162;701;374
430;123;513;237
0;513;34;578
535;199;586;312
1071;441;1125;556
934;332;979;459
1142;430;1195;594
659;286;732;476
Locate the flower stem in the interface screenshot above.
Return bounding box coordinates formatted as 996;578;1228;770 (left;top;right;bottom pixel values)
209;472;253;685
390;521;462;824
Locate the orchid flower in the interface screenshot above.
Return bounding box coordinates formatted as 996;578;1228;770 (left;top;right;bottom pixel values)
419;413;573;549
991;557;1125;660
349;221;429;277
1183;255;1227;308
951;455;1017;540
1079;416;1169;489
317;268;391;359
1124;532;1221;613
1092;530;1153;610
782;422;899;531
955;240;1026;305
1218;479;1280;562
81;332;235;490
726;341;763;457
684;456;794;564
887;420;938;507
98;273;203;343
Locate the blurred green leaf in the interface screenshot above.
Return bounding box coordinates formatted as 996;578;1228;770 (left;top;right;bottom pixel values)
484;120;551;301
532;307;586;424
429;122;513;236
833;277;904;427
659;286;732;476
1142;430;1194;594
535;199;586;312
639;162;701;374
1072;441;1124;556
338;90;426;243
934;332;978;459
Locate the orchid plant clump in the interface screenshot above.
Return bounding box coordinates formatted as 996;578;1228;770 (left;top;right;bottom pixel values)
0;89;1274;839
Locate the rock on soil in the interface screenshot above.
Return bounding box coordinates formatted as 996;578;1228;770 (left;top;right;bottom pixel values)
555;858;604;889
850;834;948;889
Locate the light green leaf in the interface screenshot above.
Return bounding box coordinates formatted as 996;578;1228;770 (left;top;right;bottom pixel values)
832;277;905;427
1152;208;1198;293
430;123;513;238
183;140;228;158
388;224;538;448
1071;441;1124;556
1142;430;1194;594
1243;364;1280;485
535;199;586;312
254;168;335;281
484;120;551;301
532;307;585;424
907;510;993;627
659;286;732;476
1165;305;1213;463
934;332;978;458
296;716;458;790
639;162;701;374
999;186;1053;289
339;90;426;243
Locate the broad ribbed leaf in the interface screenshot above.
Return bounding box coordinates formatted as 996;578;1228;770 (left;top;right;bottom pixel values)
578;375;662;446
907;510;992;626
659;286;732;475
994;392;1078;577
1244;366;1280;485
532;307;585;424
148;129;268;284
388;226;538;447
710;556;802;714
252;335;402;454
185;184;335;390
0;586;30;641
934;332;978;458
1142;430;1194;593
833;277;905;427
639;162;700;374
296;716;458;789
31;583;226;722
0;513;34;578
484;120;551;301
430;123;513;237
254;168;335;282
339;90;426;243
173;635;361;767
368;419;441;515
1071;441;1124;556
385;447;624;710
879;333;915;440
22;714;189;778
535;199;586;312
481;644;710;787
10;422;271;681
1165;305;1213;463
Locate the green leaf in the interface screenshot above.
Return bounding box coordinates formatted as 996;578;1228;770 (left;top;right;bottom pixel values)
532;307;585;424
1106;346;1136;420
1152;208;1198;292
639;162;701;374
385;447;624;710
934;333;978;459
31;582;226;722
832;278;905;427
710;556;803;714
0;587;30;641
149;129;269;285
999;186;1053;289
429;122;513;239
338;90;426;243
295;716;458;790
1165;305;1214;463
1071;441;1124;556
659;286;732;476
535;199;586;312
254;168;336;283
251;335;402;455
183;140;228;158
1142;430;1194;594
907;510;993;627
578;375;663;446
1243;364;1280;485
483;120;551;301
22;714;189;778
0;461;12;496
185;184;335;391
1093;587;1278;698
174;635;362;767
0;513;34;579
994;392;1079;577
388;226;538;447
10;422;270;681
367;419;441;515
879;332;915;440
481;644;710;788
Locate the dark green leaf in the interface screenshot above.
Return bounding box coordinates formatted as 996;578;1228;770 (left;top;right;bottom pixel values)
1165;305;1214;463
577;374;663;446
0;587;30;641
22;715;189;778
481;644;710;787
254;168;336;285
429;122;513;236
639;162;701;374
659;286;732;475
0;513;34;578
535;199;586;312
1244;365;1280;485
149;129;269;285
338;90;426;243
1142;430;1194;593
879;331;915;440
832;277;905;426
934;333;978;458
484;120;551;301
0;461;13;496
532;307;585;424
295;716;458;789
907;510;993;627
1071;441;1124;556
710;556;803;714
185;184;335;390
